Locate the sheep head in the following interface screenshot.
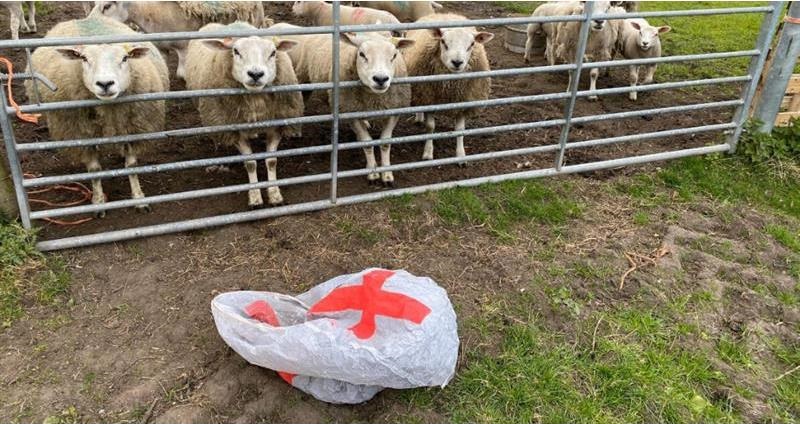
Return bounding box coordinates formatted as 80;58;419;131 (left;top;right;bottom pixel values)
93;1;130;21
56;44;150;100
429;27;493;73
203;36;298;92
630;21;670;51
340;32;414;94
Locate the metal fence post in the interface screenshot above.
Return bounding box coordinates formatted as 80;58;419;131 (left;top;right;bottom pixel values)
727;1;785;152
330;0;341;204
752;2;800;133
554;1;594;170
0;91;30;227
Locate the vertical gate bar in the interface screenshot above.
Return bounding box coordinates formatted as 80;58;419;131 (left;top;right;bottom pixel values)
329;0;341;204
727;1;785;152
25;48;41;104
753;1;800;133
0;85;31;228
554;1;594;170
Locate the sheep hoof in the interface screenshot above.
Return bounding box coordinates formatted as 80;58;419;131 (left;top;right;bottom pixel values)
249;202;265;210
588;96;599;102
421;153;434;161
457;161;468;168
135;204;152;214
382;180;395;188
641;115;654;122
269;201;286;207
94;210;106;219
368;178;381;187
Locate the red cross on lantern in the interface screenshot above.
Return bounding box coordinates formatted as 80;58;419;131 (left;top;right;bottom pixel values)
309;269;432;339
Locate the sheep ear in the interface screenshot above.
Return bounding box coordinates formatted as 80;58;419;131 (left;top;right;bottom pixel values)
429;28;444;39
275;39;298;52
658;26;671;34
475;31;494;44
340;32;361;47
126;46;150;59
203;38;234;50
392;37;415;49
630;21;641;30
56;47;85;61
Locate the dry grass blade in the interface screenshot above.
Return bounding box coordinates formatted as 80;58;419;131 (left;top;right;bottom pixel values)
619;247;671;290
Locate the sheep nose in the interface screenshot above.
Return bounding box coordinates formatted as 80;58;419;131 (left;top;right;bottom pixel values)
247;70;265;81
451;60;464;69
95;80;115;91
372;75;389;86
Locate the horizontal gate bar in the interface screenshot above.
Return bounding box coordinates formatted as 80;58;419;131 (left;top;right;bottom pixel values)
29;122;735;220
17;74;746;153
35;144;730;251
12;50;757;115
21;99;741;188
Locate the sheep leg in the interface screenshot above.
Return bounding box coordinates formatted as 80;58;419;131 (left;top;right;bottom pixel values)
413;112;425;124
352;120;380;184
124;145;150;213
86;154;107;218
379;116;398;187
588;67;599;101
8;4;22;40
422;114;435;160
25;1;35;33
235;137;264;208
265;131;284;205
524;25;537;63
628;65;639;101
175;47;187;80
642;64;656;85
455;115;467;167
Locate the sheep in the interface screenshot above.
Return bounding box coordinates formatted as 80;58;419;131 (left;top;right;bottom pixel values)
4;2;35;40
554;1;620;101
24;14;169;216
616;18;670;100
184;22;303;208
291;2;403;36
274;22;414;186
524;2;578;65
403;13;493;162
355;1;443;22
612;1;639;12
93;1;270;79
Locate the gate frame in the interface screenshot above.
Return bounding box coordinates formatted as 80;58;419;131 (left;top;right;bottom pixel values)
0;2;785;251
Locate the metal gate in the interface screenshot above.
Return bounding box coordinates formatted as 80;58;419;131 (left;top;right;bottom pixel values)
0;2;785;251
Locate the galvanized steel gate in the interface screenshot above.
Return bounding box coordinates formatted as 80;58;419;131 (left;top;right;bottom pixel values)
0;2;785;251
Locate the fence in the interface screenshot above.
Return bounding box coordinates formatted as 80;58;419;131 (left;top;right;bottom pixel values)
0;1;786;251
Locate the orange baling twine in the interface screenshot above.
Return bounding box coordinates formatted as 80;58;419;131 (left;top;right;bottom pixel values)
0;56;41;124
24;173;95;226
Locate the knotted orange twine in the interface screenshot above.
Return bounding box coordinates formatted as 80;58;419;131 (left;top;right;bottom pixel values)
0;56;40;123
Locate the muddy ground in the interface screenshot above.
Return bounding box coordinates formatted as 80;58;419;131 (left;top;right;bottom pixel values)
2;2;791;424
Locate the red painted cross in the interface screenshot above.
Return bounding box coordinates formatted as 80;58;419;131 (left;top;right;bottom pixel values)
309;269;431;339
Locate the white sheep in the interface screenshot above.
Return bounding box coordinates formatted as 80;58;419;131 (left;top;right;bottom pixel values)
554;1;620;101
94;1;269;79
184;22;304;207
524;2;577;65
24;14;169;216
617;18;670;100
612;1;640;12
274;22;414;186
403;13;494;162
355;1;443;22
291;2;403;35
4;1;35;40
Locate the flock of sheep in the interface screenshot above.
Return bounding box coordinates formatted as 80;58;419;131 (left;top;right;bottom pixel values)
14;1;670;215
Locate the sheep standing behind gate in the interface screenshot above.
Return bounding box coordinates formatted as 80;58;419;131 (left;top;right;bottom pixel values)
3;1;36;40
274;22;414;186
184;22;304;208
355;1;443;22
24;13;169;216
92;1;270;79
524;2;579;65
403;13;493;163
616;18;671;100
291;1;404;36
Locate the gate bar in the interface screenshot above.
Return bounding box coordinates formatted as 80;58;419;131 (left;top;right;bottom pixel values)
0;88;30;228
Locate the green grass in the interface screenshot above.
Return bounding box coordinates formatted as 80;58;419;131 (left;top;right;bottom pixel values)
0;220;70;328
766;224;800;254
445;313;733;423
435;180;582;240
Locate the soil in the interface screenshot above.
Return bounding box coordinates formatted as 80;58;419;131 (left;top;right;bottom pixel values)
2;3;790;424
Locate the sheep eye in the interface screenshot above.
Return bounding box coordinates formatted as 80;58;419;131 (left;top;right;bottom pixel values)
440;40;448;50
392;52;397;61
269;50;276;58
469;41;475;50
102;3;113;12
359;51;367;60
233;48;240;56
121;56;128;63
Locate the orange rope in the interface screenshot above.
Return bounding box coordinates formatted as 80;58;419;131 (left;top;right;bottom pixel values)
0;56;41;124
785;16;800;25
23;173;94;226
